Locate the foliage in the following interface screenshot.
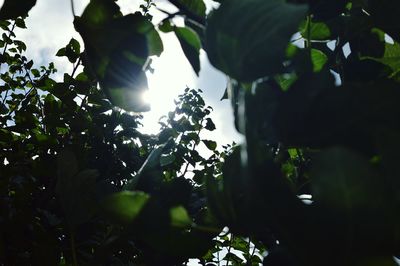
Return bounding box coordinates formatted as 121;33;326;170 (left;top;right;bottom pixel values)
0;15;228;265
2;0;400;265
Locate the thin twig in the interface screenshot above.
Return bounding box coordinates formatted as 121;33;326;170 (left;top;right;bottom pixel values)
167;0;205;26
70;0;76;17
2;21;16;54
71;57;81;78
225;233;233;266
180;118;203;178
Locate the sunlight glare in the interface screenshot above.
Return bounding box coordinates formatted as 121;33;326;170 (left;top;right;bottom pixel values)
139;32;197;134
141;90;152;106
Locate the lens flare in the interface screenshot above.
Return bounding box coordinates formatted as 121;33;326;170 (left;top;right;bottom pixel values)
141;90;152;105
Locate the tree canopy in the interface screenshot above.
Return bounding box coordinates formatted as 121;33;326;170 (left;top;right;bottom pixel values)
2;0;400;265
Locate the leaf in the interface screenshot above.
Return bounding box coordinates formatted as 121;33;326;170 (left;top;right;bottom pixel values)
224;252;244;264
206;0;308;81
74;5;154;112
174;0;206;18
146;28;163;56
103;191;150;223
220;88;228;100
202;140;217;150
363;39;400;76
124;143;167;190
160;153;176;166
205;118;216;131
174;26;201;75
56;38;81;63
0;0;37;20
310;147;380;211
159;20;174;33
311;49;328;72
300;21;331;40
170;205;192;228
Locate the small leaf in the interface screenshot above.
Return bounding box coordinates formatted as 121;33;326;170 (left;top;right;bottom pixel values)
159;20;174;33
300;21;331;40
174;0;206;18
174;26;201;75
202;140;217;150
205;118;216;131
311;49;328;72
103;191;150;223
170;205;192;228
160;153;176;166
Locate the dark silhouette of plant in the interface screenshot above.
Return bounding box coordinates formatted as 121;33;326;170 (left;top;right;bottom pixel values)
2;0;400;265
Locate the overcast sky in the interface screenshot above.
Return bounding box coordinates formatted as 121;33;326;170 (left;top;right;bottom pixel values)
7;0;243;148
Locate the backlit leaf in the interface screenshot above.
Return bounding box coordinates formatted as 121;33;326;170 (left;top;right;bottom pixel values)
103;191;150;223
175;26;201;75
170;205;192;228
206;0;307;81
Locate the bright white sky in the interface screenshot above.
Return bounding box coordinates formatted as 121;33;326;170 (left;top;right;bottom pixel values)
4;0;243;148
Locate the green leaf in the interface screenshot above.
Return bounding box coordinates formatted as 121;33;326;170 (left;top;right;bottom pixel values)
103;191;150;223
0;0;36;20
159;20;174;33
310;147;380;210
124;144;167;190
74;8;153;112
205;118;216;131
160;153;176;166
170;205;192;228
224;252;244;264
311;49;328;72
202;140;217;150
146;28;163;56
174;26;201;75
275;73;298;91
174;0;206;18
363;39;400;76
206;0;308;81
300;21;331;40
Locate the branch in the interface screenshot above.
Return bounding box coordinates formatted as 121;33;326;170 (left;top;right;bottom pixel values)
1;21;16;59
167;0;205;26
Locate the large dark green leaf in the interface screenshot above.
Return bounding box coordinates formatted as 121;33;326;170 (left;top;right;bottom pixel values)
74;1;162;112
174;26;201;75
0;0;36;20
205;0;307;81
310;147;381;210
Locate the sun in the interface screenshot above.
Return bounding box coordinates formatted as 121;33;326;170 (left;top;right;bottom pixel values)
141;90;152;106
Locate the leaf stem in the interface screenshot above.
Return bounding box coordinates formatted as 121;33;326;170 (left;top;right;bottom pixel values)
71;57;81;78
180;118;203;178
70;0;76;17
1;21;16;60
305;15;312;50
225;233;233;266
